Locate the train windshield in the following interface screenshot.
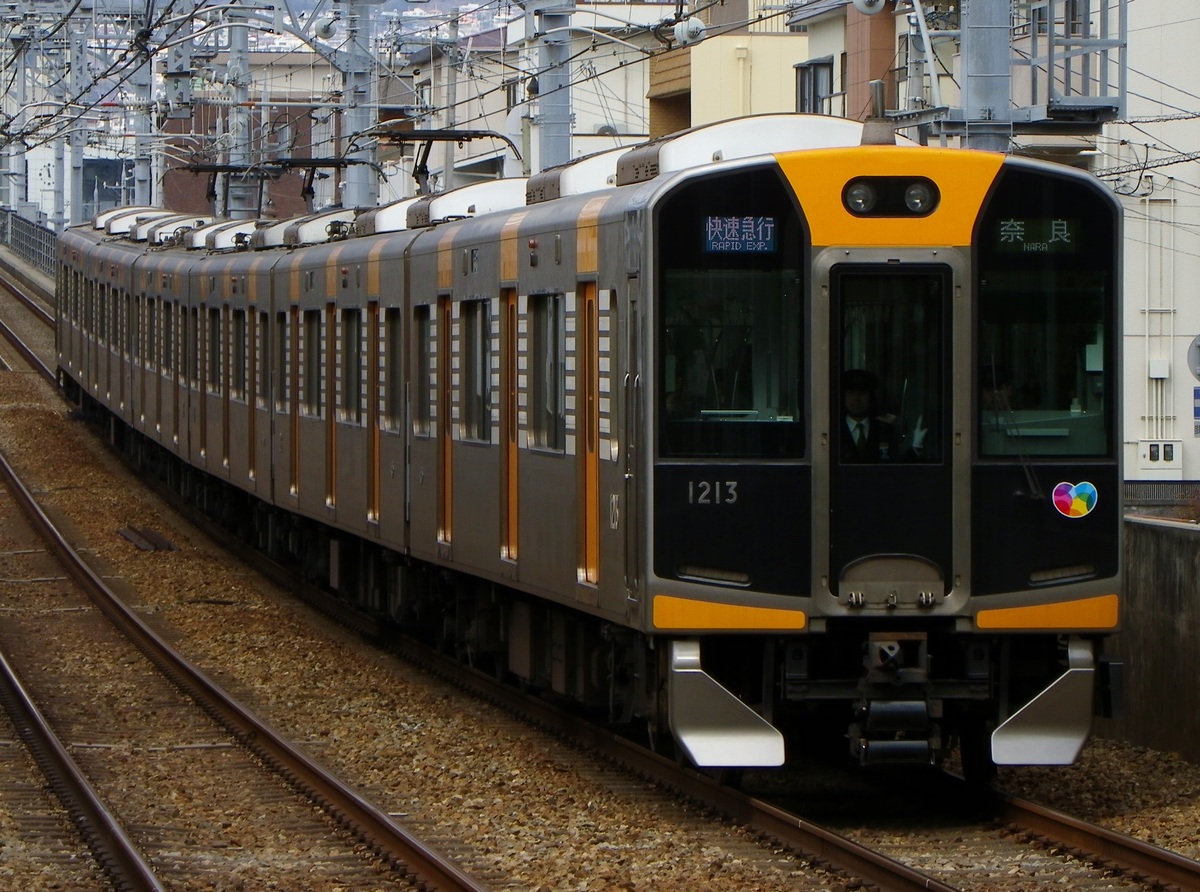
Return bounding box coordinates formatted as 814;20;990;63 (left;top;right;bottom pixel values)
976;167;1117;458
657;167;805;458
835;268;946;464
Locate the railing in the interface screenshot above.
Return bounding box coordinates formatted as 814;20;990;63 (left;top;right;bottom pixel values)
0;209;57;279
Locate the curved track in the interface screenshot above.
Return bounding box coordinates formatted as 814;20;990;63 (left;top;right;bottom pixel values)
0;268;490;891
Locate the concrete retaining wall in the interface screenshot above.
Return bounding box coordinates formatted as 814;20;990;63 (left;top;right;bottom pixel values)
1097;517;1200;762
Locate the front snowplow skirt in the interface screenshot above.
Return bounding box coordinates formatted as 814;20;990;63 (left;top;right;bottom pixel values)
668;640;785;767
992;637;1095;765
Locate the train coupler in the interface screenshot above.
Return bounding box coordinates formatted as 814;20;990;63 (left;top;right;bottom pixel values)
849;698;941;766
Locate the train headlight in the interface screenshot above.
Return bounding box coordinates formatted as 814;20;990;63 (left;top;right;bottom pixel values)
842;177;940;217
844;181;878;215
904;181;936;213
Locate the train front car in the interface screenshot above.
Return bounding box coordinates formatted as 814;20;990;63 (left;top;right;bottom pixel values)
646;146;1122;776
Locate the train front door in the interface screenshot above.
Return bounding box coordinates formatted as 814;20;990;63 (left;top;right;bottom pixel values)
829;265;953;604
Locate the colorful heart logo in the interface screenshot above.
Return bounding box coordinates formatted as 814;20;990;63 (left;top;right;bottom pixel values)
1052;481;1097;518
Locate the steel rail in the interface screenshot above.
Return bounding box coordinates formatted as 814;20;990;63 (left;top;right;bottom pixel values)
385;635;961;892
0;273;55;327
0;645;165;891
0;314;56;384
0;444;490;892
995;791;1200;890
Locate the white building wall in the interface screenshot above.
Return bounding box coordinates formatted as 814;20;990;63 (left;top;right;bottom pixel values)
1110;2;1200;481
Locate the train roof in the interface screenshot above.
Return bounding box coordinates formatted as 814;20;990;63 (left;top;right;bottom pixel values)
104;208;179;236
84;114;917;250
355;197;421;236
92;205;158;230
137;214;214;244
191;219;264;250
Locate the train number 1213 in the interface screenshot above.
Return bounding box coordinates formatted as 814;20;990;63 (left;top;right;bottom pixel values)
688;480;739;505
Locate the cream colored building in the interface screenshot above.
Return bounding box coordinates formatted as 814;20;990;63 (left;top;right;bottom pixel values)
689;35;810;125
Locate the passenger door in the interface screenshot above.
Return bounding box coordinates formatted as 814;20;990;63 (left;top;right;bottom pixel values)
829;265;952;601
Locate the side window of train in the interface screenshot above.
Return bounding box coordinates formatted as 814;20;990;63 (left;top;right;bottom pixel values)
414;305;432;436
112;289;122;351
273;310;288;413
340;307;364;425
208;307;222;395
232;308;247;401
529;293;565;452
462;298;492;443
384;308;403;433
163;303;174;375
257;311;269;409
98;284;108;344
303;309;323;418
188;307;199;386
147;298;157;370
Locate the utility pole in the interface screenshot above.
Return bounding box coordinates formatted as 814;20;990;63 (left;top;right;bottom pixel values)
226;6;256;219
895;0;1126;150
342;0;380;208
527;0;571;171
440;8;458;192
131;27;154;206
8;25;28;214
68;20;87;225
959;0;1011;152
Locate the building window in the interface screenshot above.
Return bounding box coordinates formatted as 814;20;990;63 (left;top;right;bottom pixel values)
796;58;834;115
529;293;564;451
416;79;433;116
462;299;492;442
504;78;521;113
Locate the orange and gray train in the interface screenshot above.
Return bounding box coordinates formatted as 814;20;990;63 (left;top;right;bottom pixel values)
55;115;1123;776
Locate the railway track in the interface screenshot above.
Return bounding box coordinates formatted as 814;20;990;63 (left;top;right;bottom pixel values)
0;645;153;890
0;449;483;889
0;269;55;384
3;253;1200;890
0;279;489;888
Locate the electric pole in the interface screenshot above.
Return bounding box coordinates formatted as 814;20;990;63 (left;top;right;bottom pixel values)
441;8;458;192
527;0;571;171
342;0;380;208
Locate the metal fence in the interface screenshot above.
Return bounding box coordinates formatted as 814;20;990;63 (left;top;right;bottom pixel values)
0;210;57;279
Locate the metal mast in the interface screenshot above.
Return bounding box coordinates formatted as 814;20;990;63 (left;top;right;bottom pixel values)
341;0;380;208
527;0;572;171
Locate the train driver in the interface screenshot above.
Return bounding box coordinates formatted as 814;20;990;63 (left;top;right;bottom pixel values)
840;368;927;463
